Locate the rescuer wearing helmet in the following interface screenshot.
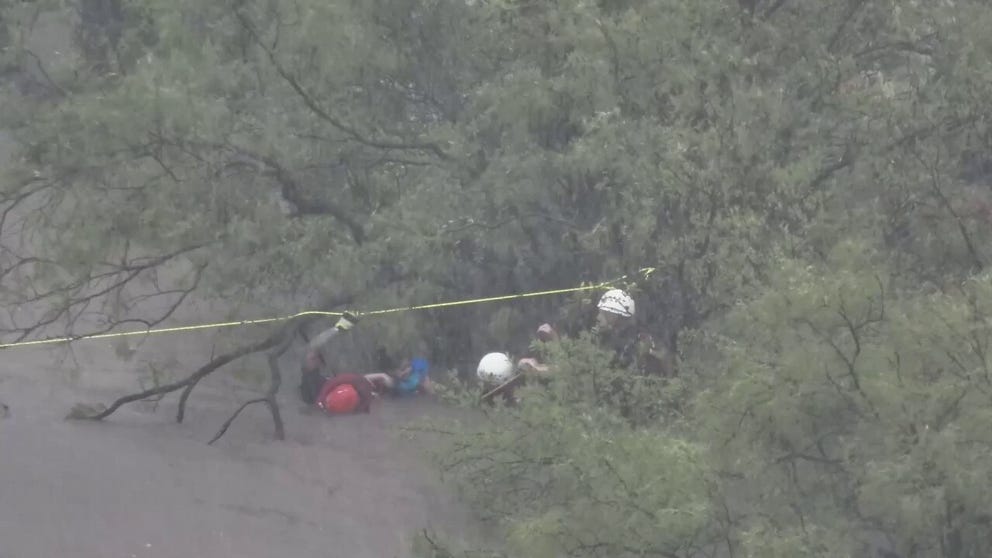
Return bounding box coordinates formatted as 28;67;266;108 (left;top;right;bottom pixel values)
517;288;671;377
476;352;523;404
477;352;515;384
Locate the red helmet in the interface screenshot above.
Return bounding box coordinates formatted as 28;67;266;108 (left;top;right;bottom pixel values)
321;383;360;414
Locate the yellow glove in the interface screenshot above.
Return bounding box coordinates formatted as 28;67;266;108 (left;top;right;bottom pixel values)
334;311;359;331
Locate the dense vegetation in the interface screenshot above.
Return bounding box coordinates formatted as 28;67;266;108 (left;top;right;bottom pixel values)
3;0;992;556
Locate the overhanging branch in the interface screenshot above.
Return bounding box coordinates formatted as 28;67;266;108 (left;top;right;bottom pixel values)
151;133;367;244
234;10;452;162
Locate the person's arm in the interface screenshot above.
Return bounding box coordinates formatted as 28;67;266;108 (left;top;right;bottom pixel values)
638;333;676;377
353;376;376;413
523;301;586;372
517;323;559;376
517;357;554;376
308;312;359;350
364;373;395;392
302;312;359;372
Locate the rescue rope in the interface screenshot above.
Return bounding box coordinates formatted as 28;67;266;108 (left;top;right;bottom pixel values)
0;268;655;350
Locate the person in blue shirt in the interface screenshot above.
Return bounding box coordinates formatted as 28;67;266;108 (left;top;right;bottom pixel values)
365;356;435;397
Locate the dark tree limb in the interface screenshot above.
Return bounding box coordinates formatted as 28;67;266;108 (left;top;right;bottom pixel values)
0;242;209;344
207;398;267;445
224;145;367;244
175;371;205;423
762;0;790;19
919;149;984;271
83;330;284;421
149;132;367;244
419;529;456;558
826;0;867;54
206;309;303;444
71;288;361;441
808;118;968;195
262;323;294;439
22;48;69;98
233;10;452;162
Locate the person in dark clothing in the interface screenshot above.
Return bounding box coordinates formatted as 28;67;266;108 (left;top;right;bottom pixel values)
511;288;677;421
299;312;376;415
516;288;672;378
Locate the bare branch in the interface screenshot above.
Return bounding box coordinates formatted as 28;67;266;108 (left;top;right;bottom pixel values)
0;242;210;344
80;329;283;421
917;149;984;271
21;48;69;98
205;317;295;444
152;133;367;244
762;0;790;19
233;10;452;161
827;0;867;54
207;398;267;445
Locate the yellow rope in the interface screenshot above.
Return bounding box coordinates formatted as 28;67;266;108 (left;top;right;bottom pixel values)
0;268;655;350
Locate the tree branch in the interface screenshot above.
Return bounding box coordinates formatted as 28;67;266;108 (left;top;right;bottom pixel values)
81;330;283;421
827;0;867;54
234;11;452;161
152;133;367;244
0;242;210;345
21;48;69;98
206;398;267;445
762;0;790;19
69;287;360;442
919;149;984;271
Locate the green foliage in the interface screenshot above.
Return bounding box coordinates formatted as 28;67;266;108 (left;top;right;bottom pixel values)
693;244;992;556
422;340;714;557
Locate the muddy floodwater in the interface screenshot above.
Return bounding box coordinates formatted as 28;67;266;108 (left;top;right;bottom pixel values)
0;344;485;558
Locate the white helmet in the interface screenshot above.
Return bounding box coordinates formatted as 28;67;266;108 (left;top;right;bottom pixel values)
597;289;635;318
477;352;514;383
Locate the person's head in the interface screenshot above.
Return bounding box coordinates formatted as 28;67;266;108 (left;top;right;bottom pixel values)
320;383;360;414
536;323;558;342
375;347;406;377
594;289;635;332
477;352;515;384
390;358;413;380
